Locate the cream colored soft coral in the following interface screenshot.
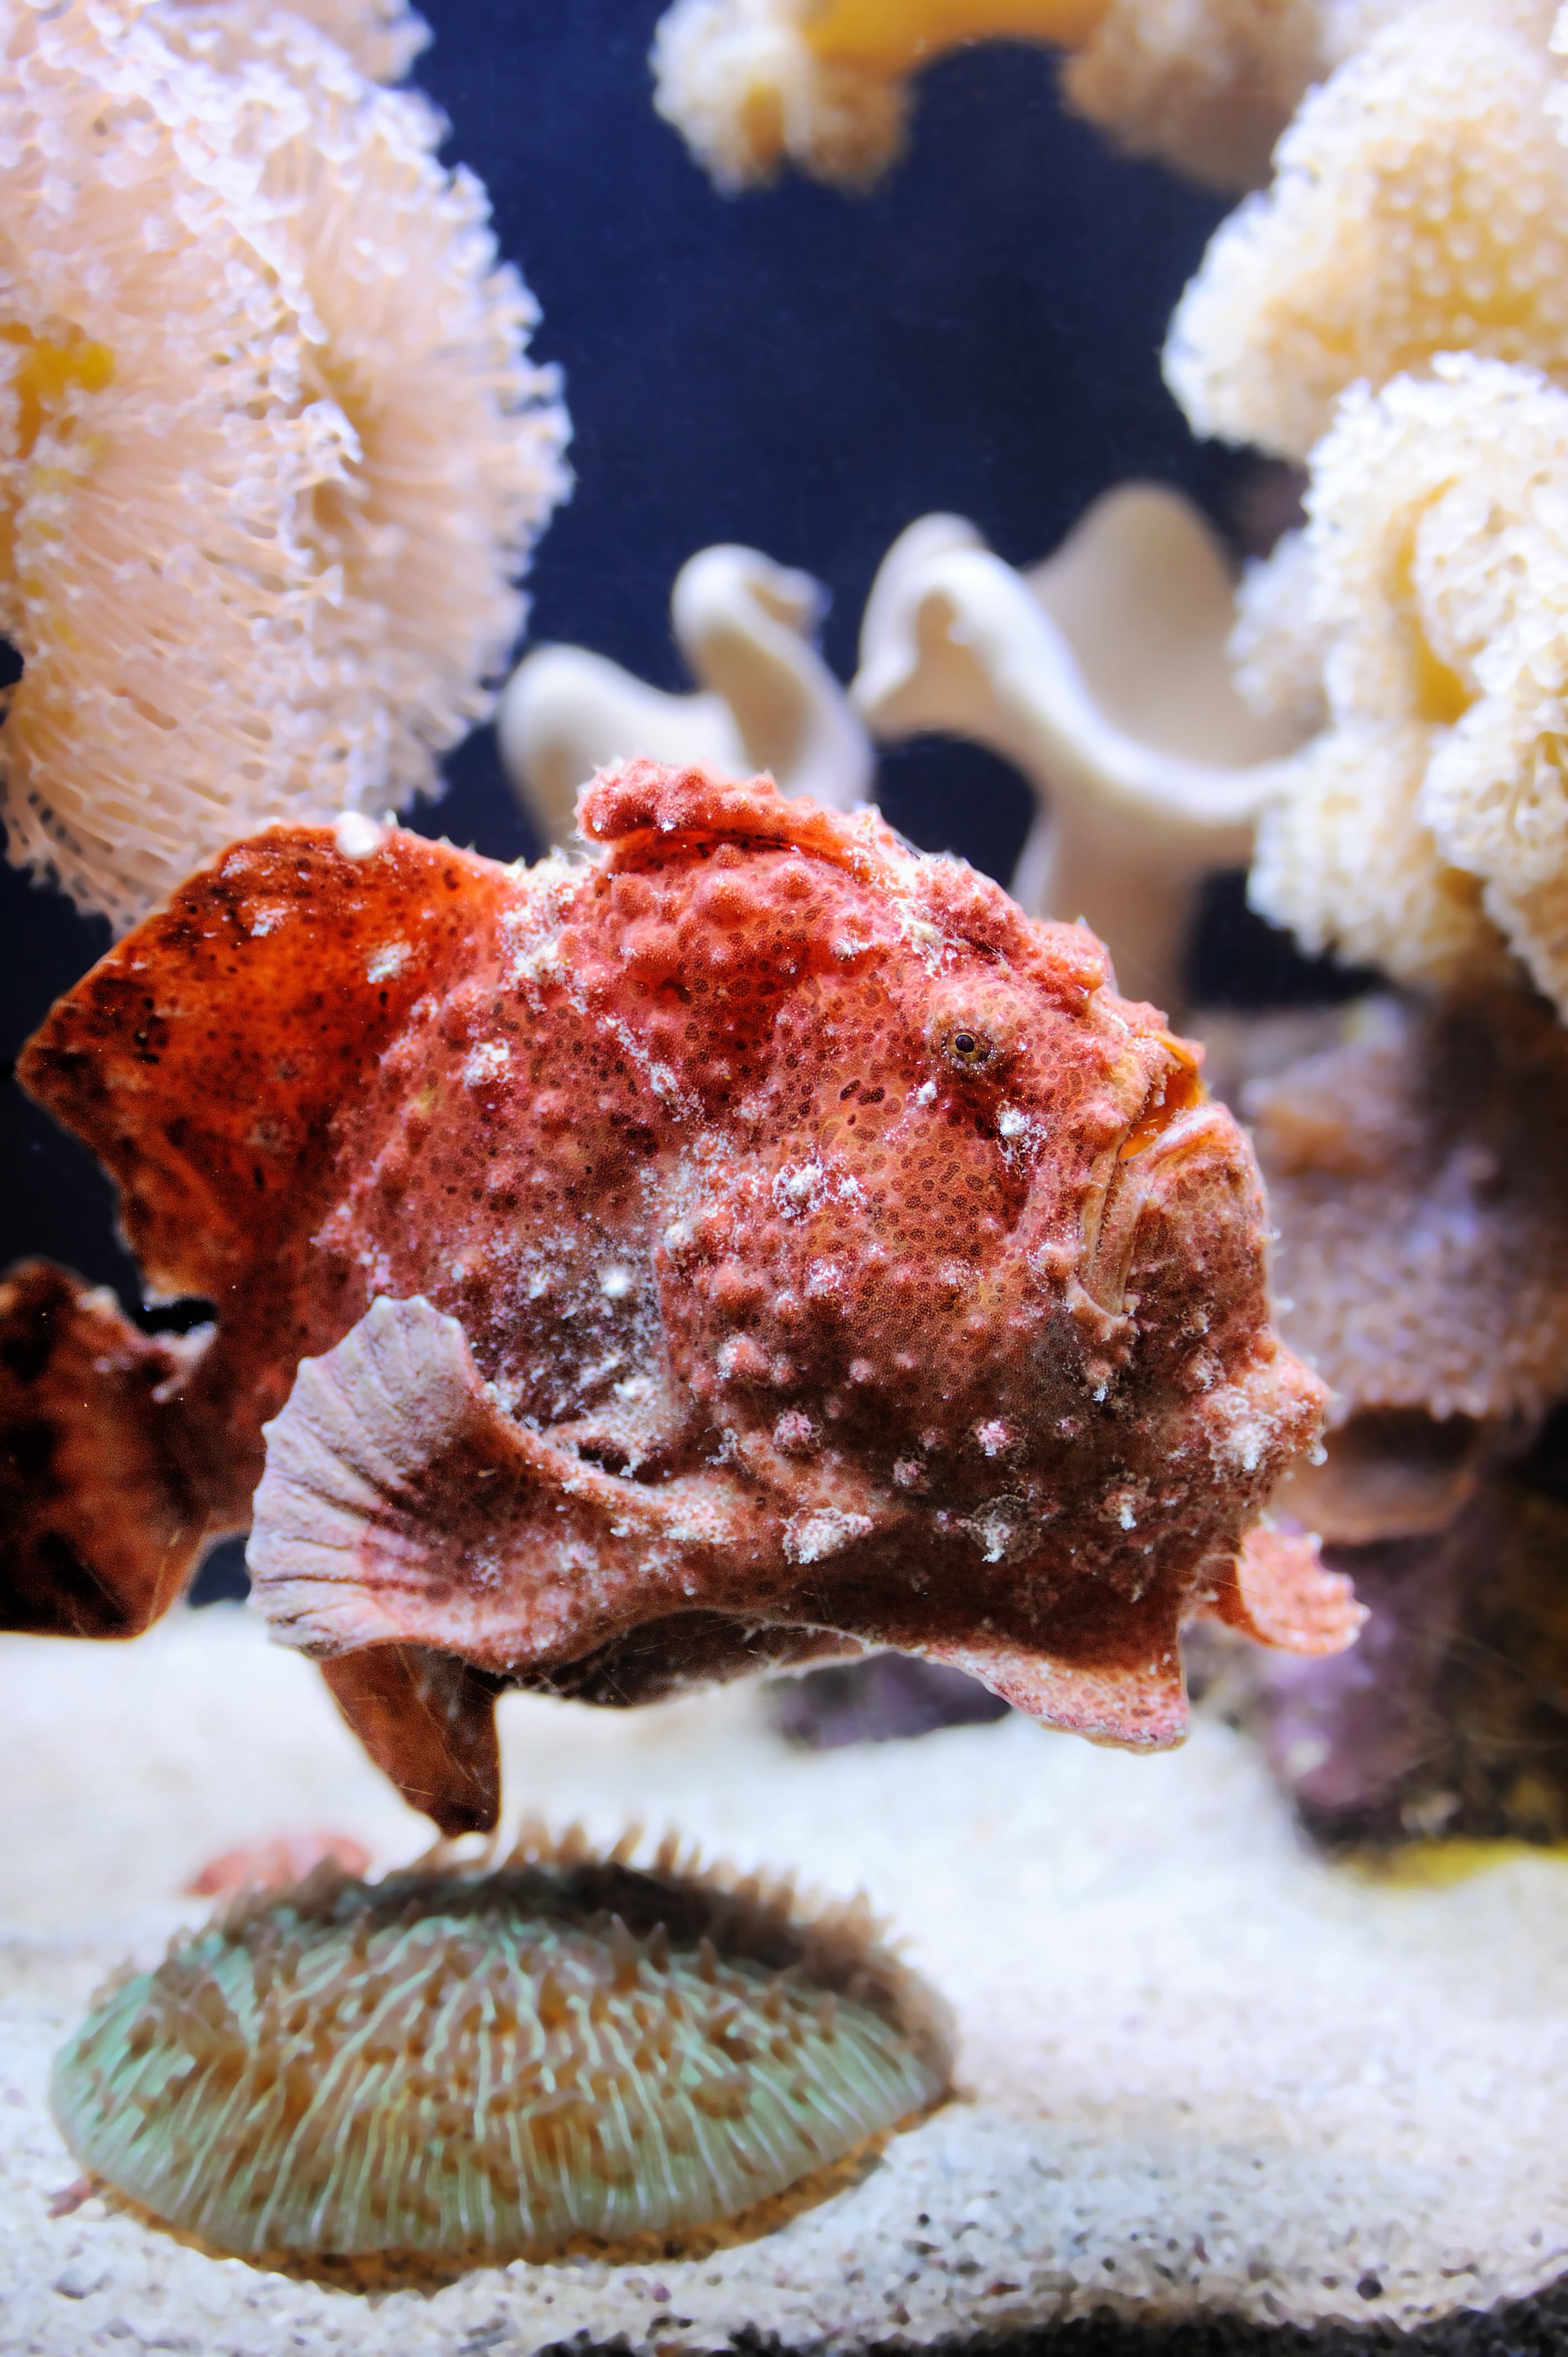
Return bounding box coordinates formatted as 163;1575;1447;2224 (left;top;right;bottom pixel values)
651;0;909;191
651;0;1383;195
1235;357;1568;1011
1165;0;1568;461
0;0;568;929
159;0;429;83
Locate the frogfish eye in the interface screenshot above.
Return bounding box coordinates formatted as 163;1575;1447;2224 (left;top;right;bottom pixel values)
943;1024;993;1071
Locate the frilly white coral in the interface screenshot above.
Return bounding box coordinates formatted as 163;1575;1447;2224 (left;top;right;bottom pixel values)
1235;356;1568;1013
0;0;569;930
159;0;430;83
498;544;871;843
1244;724;1497;995
852;486;1306;1010
651;0;908;191
651;0;1378;196
1165;0;1568;461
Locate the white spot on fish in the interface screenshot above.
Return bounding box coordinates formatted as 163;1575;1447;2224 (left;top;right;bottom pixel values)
462;1040;510;1086
783;1507;874;1565
334;811;386;861
962;1506;1018;1563
773;1159;827;1218
367;942;410;984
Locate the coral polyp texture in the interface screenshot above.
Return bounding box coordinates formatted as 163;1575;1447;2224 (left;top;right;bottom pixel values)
1220;993;1568;1430
0;0;568;930
1164;0;1568;461
51;1826;950;2260
2;765;1350;1831
161;0;431;83
1229;358;1568;1012
651;0;1393;195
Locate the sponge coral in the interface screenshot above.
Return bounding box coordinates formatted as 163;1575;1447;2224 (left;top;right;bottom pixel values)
0;0;568;929
651;0;1365;195
1165;0;1568;461
1234;357;1568;1010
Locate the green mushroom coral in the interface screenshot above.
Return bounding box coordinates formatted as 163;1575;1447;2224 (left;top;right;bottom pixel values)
50;1824;951;2263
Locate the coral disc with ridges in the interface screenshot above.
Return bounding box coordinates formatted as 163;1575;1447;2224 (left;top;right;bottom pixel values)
50;1825;950;2261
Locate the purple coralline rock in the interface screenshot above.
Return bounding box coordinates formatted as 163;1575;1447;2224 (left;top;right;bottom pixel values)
1254;1461;1568;1847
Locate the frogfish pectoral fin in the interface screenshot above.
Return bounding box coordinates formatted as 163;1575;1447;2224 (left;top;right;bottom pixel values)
0;1260;214;1636
318;1644;506;1836
1204;1525;1366;1655
246;1294;560;1663
247;1294;763;1820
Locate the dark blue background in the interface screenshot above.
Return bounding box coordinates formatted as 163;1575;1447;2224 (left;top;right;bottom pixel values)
1;1;1316;1313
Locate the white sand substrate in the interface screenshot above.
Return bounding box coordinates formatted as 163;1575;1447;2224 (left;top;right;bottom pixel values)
3;1607;1567;2355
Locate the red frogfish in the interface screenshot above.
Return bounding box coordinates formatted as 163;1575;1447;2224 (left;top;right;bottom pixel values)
0;764;1358;1830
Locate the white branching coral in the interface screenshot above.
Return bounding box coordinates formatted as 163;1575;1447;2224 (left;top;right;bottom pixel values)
1235;357;1568;1013
499;544;871;845
651;0;1391;197
852;487;1306;1012
0;0;569;929
1165;0;1568;461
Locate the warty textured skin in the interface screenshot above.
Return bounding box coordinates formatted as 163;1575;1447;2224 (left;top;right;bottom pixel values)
2;764;1345;1830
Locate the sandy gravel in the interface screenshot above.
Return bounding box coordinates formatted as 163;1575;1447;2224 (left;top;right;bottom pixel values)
4;1607;1568;2354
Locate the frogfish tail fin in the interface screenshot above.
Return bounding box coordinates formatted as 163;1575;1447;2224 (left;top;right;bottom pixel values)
0;1260;216;1636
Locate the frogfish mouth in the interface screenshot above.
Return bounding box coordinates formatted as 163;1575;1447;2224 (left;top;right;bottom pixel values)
0;763;1359;1831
